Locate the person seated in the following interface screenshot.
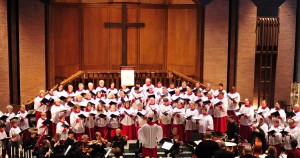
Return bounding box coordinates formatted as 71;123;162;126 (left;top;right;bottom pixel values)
23;129;37;151
89;132;108;158
287;139;300;158
193;131;220;158
265;146;277;158
226;115;239;144
213;141;235;158
112;147;124;158
240;146;256;158
69;141;88;158
111;128;128;154
251;124;267;154
64;130;75;151
50;133;64;158
38;140;53;158
164;127;183;158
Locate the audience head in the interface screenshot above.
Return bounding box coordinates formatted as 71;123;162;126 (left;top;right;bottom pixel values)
204;131;213;140
266;146;277;157
290;139;298;149
53;133;61;142
42;139;50;147
227;115;235;123
112;147;123;157
243;146;253;155
218;141;226;149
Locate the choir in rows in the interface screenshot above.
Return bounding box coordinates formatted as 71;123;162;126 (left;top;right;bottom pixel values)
0;78;300;157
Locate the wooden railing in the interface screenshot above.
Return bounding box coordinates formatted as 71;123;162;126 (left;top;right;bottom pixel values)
24;71;85;109
25;70;205;109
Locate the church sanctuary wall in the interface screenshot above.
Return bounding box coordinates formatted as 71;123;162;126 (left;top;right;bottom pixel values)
19;0;46;103
275;0;297;106
0;0;10;110
203;0;229;89
236;0;256;103
48;1;200;85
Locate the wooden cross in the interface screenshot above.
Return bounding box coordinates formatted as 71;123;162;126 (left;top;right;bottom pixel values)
104;3;145;66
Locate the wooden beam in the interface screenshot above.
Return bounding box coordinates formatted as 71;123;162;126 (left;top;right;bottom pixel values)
294;0;300;82
7;0;20;104
227;0;239;91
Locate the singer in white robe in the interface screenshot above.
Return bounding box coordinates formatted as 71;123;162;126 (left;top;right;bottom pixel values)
138;117;163;158
158;99;173;138
184;103;199;142
238;99;254;140
70;105;85;141
172;101;186;141
283;119;300;151
119;102;136;140
198;108;214;139
56;117;69;141
226;87;240;122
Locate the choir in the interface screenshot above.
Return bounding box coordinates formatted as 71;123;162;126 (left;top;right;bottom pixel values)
0;78;299;158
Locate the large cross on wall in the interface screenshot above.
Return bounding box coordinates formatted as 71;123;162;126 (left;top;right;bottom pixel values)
104;3;145;66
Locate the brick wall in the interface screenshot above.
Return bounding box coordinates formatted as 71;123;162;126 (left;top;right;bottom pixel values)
19;0;46;104
236;0;256;104
0;0;10;111
275;0;297;106
203;0;229;90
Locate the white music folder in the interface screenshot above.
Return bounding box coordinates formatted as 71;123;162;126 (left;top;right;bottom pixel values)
161;141;174;150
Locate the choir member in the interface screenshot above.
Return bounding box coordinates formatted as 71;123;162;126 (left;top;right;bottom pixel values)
238;99;254;141
198;107;214;140
202;92;215;116
184;103;199;142
95;102;108;138
84;103;96;140
257;117;268;140
292;104;300;126
154;81;163;95
105;92;118;110
56;116;69;141
119;84;130;97
214;83;227;98
75;83;86;96
213;92;228;134
167;82;176;96
119;100;136;140
171;89;182;108
66;84;75;96
87;82;97;96
163;127;183;158
138;116;163;158
179;81;189;94
130;86;144;109
107;104;120;141
193;82;203;95
111;129;128;153
157;87;171;104
117;91;129;108
256;100;271;126
45;89;57;100
74;95;86;110
38;140;52;158
194;90;203;111
193;131;220;158
51;99;66;135
226;115;239;143
6;134;21;158
227;86;240;121
5;105;15;133
9;119;21;138
145;86;157;103
0;123;8;155
18;105;29;130
37;112;49;136
50;133;64;158
283;119;300;151
251;124;267;154
135;102;147;134
107;82;118;97
268;119;283;156
202;83;214;95
145;97;159;123
84;93;95;105
142;78;154;94
172;101;185;141
54;84;67;98
159;98;173;138
96;80;107;97
269;101;286;127
130;80;143;94
183;88;196;105
70;105;85;141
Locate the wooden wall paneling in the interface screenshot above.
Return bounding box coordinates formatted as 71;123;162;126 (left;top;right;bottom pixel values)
139;7;166;70
51;5;80;80
167;8;198;76
82;6;110;70
109;5;122;70
126;5;138;67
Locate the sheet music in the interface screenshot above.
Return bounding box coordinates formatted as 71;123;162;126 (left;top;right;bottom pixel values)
161;141;173;150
